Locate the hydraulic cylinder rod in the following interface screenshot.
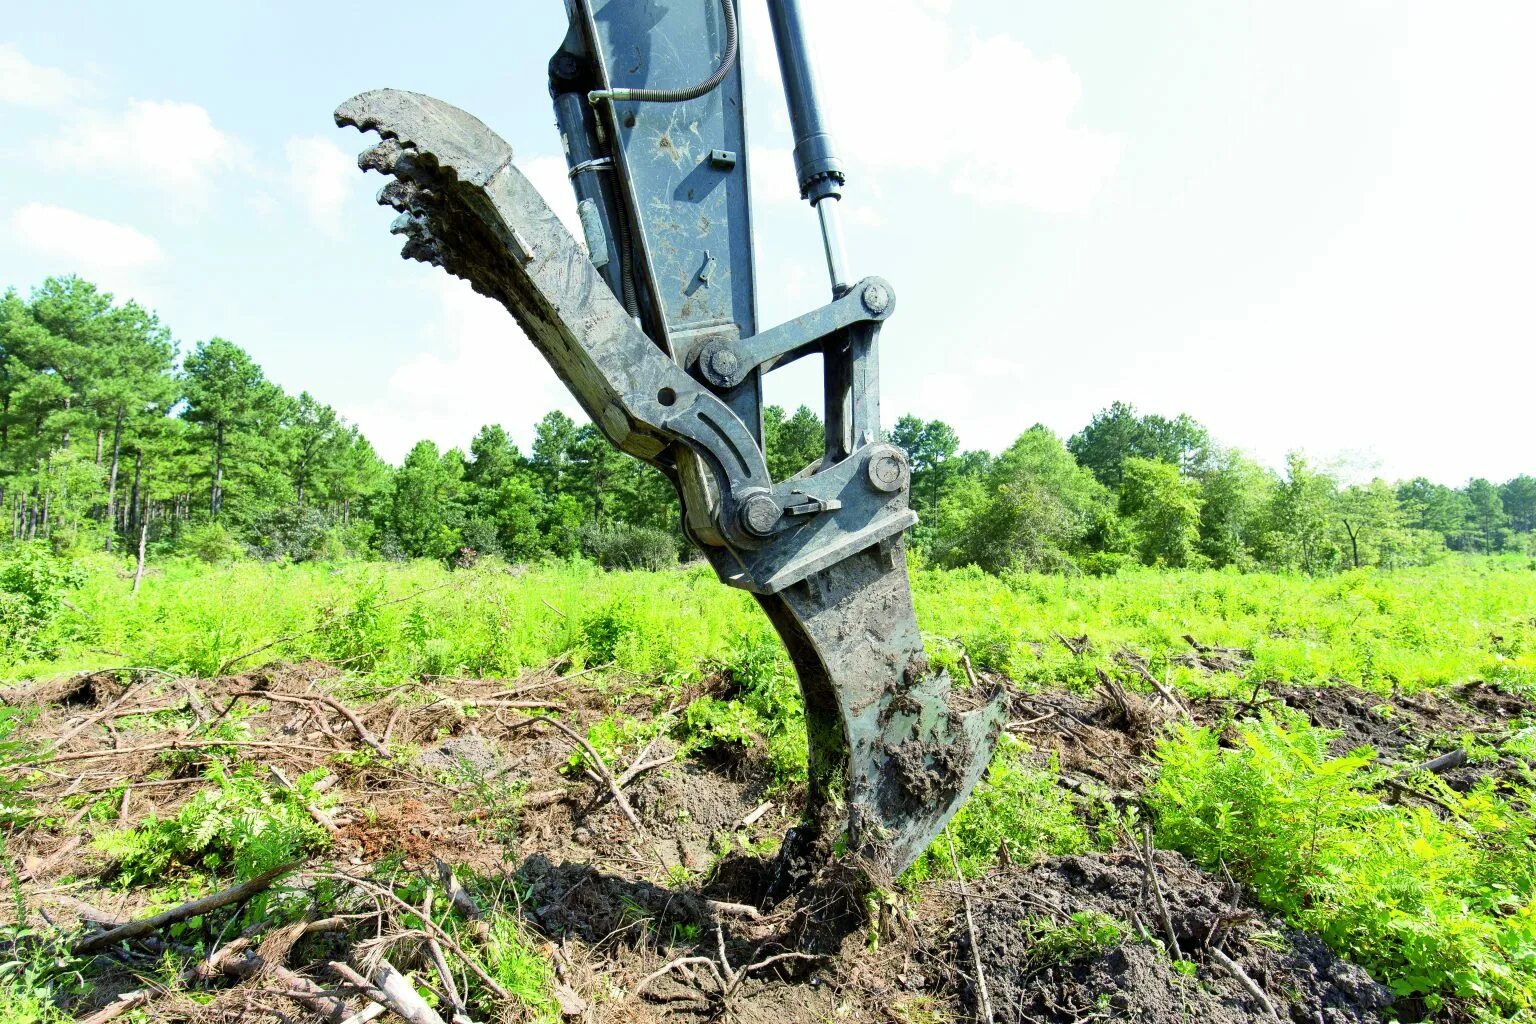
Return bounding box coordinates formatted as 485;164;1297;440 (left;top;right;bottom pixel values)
767;0;852;294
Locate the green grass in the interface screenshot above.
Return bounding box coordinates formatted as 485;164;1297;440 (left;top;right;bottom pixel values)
9;551;1536;1021
9;553;1535;700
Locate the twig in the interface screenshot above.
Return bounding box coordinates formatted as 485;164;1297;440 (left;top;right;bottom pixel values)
270;766;339;833
421;889;470;1022
487;662;611;699
47;738;336;764
434;858;492;944
233;690;390;759
524;714;645;835
948;827;995;1024
1209;947;1280;1019
312;873;508;1001
50;679;150;750
74;861;299;954
1140;824;1183;962
1005;710;1056;733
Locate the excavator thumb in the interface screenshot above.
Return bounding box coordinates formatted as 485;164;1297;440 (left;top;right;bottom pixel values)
335;0;1003;884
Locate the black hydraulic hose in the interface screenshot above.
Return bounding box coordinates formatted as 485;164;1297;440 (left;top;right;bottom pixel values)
588;0;738;105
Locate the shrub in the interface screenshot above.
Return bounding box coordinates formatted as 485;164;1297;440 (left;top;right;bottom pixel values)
178;522;244;564
578;523;678;571
0;546;85;660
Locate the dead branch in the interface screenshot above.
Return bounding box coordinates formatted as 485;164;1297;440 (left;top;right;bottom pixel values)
270;766;340;832
420;888;471;1023
1116;649;1192;721
331;960;453;1024
740;801;772;827
1209;947;1281;1020
232;690;390;759
74;916;354;1024
313;873;509;1002
523;714;645;835
948;828;995;1024
48;738;336;764
74;861;299;954
1400;747;1469;777
50;679;150;750
434;857;491;944
633;932;822;1006
1139;824;1183;962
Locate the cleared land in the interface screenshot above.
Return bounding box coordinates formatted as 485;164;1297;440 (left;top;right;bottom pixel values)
2;556;1535;1023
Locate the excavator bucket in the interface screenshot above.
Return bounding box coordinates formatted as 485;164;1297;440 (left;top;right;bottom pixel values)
335;1;1003;884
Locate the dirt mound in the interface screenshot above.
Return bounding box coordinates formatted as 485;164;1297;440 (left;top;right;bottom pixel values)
953;852;1392;1024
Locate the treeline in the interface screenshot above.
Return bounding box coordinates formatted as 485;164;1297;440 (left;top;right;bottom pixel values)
1;278;387;559
3;277;1532;575
902;403;1536;575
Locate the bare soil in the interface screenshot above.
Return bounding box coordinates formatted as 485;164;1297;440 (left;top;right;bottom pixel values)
3;658;1531;1023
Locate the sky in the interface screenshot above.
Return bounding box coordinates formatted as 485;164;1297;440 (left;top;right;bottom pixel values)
1;0;1532;486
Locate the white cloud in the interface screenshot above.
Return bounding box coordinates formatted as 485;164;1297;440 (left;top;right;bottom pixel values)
11;203;163;270
0;44;90;110
340;274;584;463
740;2;1120;212
38;99;240;203
285;135;355;236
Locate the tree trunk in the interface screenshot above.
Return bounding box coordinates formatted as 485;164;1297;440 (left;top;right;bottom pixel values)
132;518;149;595
95;428;103;466
128;450;143;540
105;409;125;552
212;421;225;519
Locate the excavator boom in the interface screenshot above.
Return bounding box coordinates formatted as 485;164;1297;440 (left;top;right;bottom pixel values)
335;0;1003;882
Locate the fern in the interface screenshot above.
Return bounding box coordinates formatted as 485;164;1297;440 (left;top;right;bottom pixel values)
96;762;330;884
1152;712;1536;1017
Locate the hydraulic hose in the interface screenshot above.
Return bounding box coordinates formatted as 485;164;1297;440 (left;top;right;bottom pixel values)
588;0;738;105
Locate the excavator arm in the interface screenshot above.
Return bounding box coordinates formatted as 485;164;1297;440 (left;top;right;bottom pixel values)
335;0;1003;883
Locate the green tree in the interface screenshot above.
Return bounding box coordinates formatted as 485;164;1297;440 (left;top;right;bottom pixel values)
182;338;284;521
384;440;467;559
1463;478;1508;553
1120;457;1204;567
936;426;1118;574
1196;449;1275;568
762;404;824;481
1333;480;1405;569
888;414;960;515
1068;401;1211;488
1499;475;1536;534
1264;454;1339;573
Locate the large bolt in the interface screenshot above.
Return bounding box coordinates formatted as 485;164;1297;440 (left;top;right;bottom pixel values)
708;347;740;381
866;445;908;493
739;491;782;537
861;281;891;316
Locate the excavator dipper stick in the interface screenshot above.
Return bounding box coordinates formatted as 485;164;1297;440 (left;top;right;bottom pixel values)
334;0;1003;885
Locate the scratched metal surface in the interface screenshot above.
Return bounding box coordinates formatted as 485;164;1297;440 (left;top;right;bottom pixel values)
589;0;758;352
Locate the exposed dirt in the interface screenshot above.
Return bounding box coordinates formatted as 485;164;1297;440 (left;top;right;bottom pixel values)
957;853;1391;1024
4;658;1532;1023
